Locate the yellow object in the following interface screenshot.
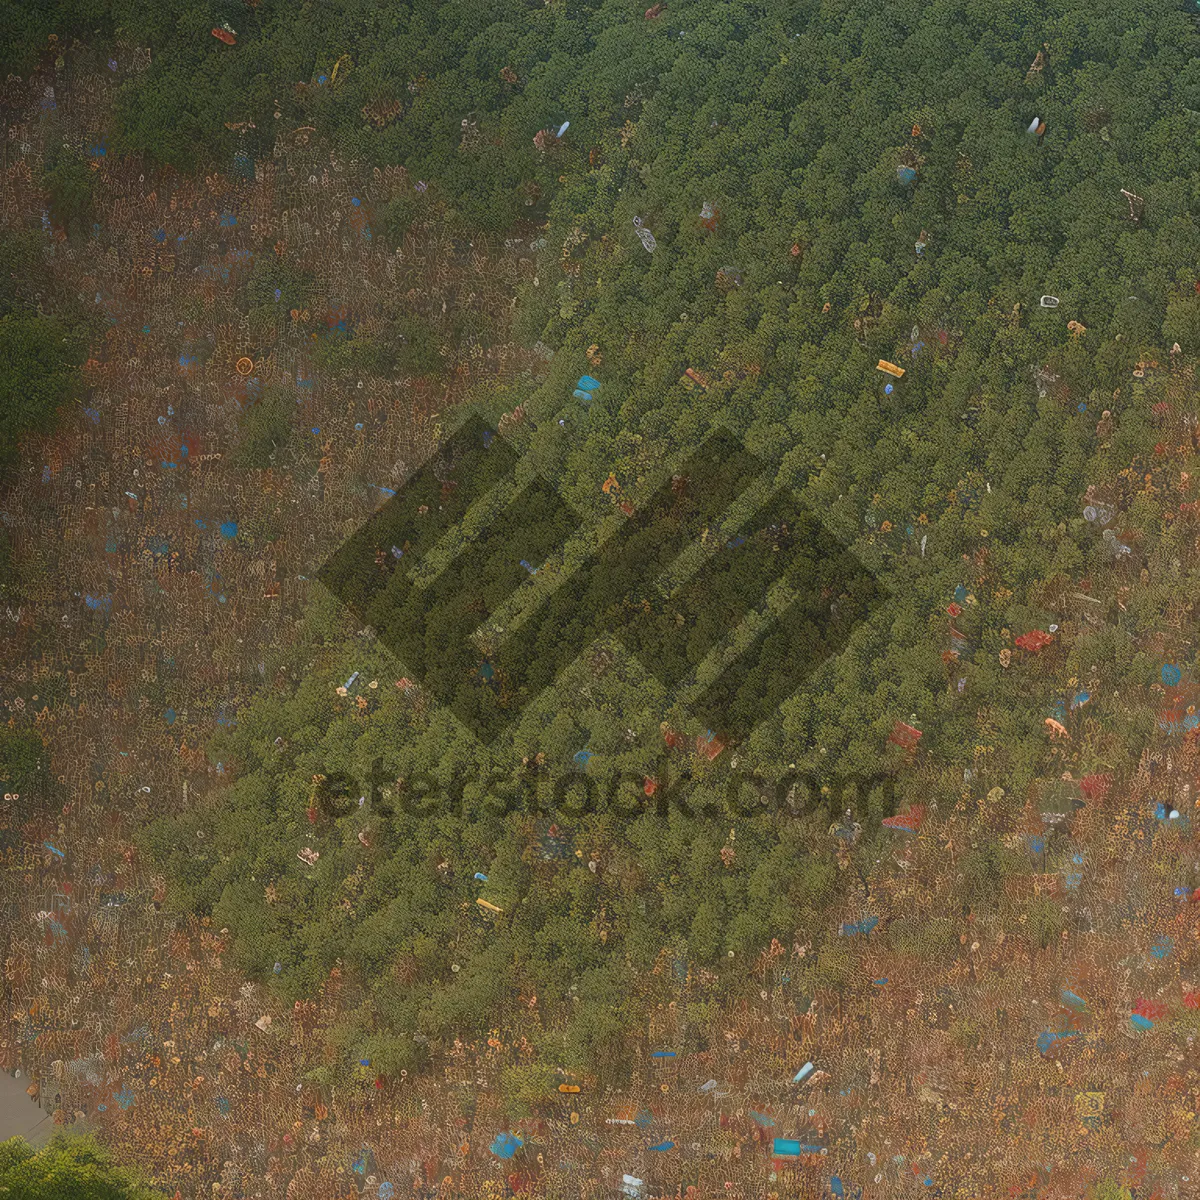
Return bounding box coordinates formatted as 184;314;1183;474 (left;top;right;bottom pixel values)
877;360;905;378
235;357;254;375
476;899;504;914
330;54;353;86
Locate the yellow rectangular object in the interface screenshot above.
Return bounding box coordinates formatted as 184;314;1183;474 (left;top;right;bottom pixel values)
476;899;504;914
877;360;905;378
558;1084;580;1093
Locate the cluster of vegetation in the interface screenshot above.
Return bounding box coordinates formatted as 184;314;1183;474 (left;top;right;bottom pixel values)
0;228;87;484
26;0;1190;1079
0;1134;161;1199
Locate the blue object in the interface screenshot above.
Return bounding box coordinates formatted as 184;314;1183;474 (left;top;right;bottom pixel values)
896;166;917;184
490;1132;523;1160
220;521;238;539
44;842;65;859
165;708;176;726
577;375;601;392
831;1178;845;1198
483;430;494;448
1151;936;1174;960
793;1062;814;1083
573;749;593;766
840;916;879;937
1131;1013;1154;1031
651;1050;676;1059
748;1111;775;1127
633;1109;654;1131
573;389;594;403
378;1186;395;1200
352;197;361;207
1061;989;1086;1011
1163;664;1183;686
650;1141;675;1152
1037;1030;1078;1054
884;383;893;394
475;873;489;882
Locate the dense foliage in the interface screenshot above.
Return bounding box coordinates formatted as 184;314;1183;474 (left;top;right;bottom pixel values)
102;0;1200;1080
0;1134;162;1199
0;310;84;477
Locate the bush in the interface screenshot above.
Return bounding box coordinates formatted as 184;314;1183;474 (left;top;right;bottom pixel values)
0;311;83;476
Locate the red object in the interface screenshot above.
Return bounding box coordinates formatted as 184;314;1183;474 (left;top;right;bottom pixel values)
1185;989;1200;1010
946;602;962;616
882;805;925;832
619;501;634;516
1079;773;1111;801
696;733;725;761
211;27;236;44
1155;443;1166;456
1014;630;1053;652
306;805;318;824
663;728;682;748
889;721;922;749
375;1076;384;1089
645;2;665;15
643;778;657;796
1134;997;1166;1020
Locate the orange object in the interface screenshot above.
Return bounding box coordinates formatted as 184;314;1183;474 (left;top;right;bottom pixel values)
235;356;253;375
476;899;503;914
877;360;905;379
602;473;620;494
1015;629;1053;652
558;1084;580;1093
212;28;236;45
1045;718;1069;739
912;123;922;137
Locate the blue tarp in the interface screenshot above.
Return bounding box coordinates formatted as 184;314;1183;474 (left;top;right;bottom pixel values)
490;1132;523;1160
